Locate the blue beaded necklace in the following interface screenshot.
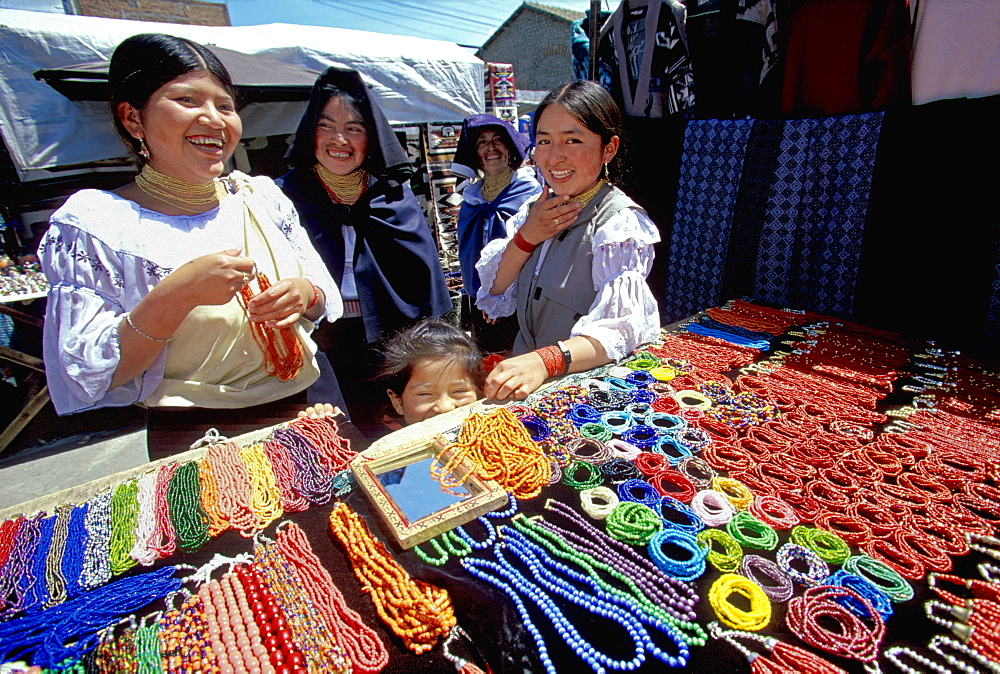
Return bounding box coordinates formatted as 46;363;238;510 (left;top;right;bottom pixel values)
61;503;89;601
0;566;182;668
502;528;691;670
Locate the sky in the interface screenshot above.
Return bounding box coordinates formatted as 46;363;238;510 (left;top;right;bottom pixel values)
0;0;613;50
224;0;607;48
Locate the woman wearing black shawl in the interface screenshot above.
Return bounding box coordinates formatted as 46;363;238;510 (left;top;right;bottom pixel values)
277;67;452;434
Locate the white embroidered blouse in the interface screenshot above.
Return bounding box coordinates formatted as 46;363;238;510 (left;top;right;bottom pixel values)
475;201;661;361
38;173;341;415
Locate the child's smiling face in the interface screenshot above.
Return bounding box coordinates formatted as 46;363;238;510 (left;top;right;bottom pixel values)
388;357;480;425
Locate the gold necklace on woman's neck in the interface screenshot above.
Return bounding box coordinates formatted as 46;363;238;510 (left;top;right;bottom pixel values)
314;163;369;205
135;164;221;214
481;167;513;202
568;179;607;207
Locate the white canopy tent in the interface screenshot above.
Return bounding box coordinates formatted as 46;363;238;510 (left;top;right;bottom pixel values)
0;9;484;183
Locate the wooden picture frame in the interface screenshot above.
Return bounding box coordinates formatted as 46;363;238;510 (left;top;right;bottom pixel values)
351;434;508;549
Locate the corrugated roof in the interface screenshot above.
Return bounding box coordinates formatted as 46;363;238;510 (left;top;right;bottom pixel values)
479;1;585;52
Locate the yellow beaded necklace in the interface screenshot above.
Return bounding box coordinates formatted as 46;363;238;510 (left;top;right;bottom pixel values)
135;164;222;214
568;179;607;207
315;163;369;205
481;166;513;202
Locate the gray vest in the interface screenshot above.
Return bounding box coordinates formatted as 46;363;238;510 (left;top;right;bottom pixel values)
513;184;642;355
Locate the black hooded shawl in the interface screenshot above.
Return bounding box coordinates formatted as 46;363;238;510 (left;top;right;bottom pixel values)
276;67;452;342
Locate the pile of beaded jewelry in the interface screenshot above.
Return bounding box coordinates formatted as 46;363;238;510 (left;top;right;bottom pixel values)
433;407;551;500
329;502;456;654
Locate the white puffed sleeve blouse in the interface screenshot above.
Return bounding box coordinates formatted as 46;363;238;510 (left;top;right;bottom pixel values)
475;201;661;361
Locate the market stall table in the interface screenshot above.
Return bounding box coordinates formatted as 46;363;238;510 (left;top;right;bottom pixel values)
0;288;48;455
1;302;999;673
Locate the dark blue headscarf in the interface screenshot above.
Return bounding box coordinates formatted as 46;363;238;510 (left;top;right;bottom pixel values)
277;67;452;342
451;114;541;297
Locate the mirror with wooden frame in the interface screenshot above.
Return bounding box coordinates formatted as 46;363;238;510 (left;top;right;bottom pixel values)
351;434;508;549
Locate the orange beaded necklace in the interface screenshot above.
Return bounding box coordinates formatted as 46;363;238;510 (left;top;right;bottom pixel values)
329;502;457;654
432;406;551;500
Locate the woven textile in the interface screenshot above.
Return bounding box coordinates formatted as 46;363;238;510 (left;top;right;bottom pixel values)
664;111;883;323
662;119;752;322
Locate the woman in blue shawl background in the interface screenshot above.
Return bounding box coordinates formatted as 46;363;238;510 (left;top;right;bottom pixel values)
277;66;452;435
452;114;541;355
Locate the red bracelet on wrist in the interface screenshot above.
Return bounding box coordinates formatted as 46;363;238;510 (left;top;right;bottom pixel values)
534;345;564;378
305;281;321;310
512;230;538;253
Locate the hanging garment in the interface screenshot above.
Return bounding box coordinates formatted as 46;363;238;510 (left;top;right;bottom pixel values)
597;0;696;117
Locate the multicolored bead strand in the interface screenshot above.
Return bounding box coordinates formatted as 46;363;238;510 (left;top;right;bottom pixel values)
274;522;389;673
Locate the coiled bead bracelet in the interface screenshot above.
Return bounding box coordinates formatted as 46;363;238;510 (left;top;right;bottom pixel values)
648;413;686;434
625;402;653;423
519;415;551;443
748;494;800;530
676;427;711;451
580;486;619;520
825;570;893;622
647;529;707;582
786;584;885;663
789;525;851;565
708;573;772;631
656;497;704;534
654;436;693;464
579;422;613;443
676;455;716;489
617;479;662;507
739;554;794;602
726;511;779;551
606;439;642;461
649;470;696;504
565;437;612;465
599;411;633;435
625;352;659;370
631;388;657;404
626;370;656;388
633;451;669;476
672;389;713;411
561;461;604;491
605;502;663;545
568;404;601;427
711;477;754;511
599;458;641;484
690;490;736;527
696;528;743;572
650;366;677;382
841;555;913;602
621;425;659;450
776;543;829;587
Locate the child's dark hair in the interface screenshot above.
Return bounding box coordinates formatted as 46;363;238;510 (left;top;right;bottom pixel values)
377;318;486;394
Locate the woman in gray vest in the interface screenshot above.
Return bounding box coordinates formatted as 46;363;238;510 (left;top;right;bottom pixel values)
475;80;660;400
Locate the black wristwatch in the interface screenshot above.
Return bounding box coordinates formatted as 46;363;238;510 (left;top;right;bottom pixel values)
557;340;573;375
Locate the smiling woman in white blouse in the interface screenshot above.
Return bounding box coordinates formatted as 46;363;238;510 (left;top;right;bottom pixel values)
38;33;344;456
476;80;660;400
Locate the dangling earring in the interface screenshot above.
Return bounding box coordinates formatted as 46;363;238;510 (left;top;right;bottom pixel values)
600;162;609;180
138;137;149;160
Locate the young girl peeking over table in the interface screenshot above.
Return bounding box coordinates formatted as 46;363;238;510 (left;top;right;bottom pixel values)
375;318;486;430
476;80;661;400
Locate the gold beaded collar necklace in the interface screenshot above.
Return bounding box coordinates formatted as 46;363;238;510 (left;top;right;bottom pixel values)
568;179;607;208
135;164;221;214
315;163;369;206
481;167;513;202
